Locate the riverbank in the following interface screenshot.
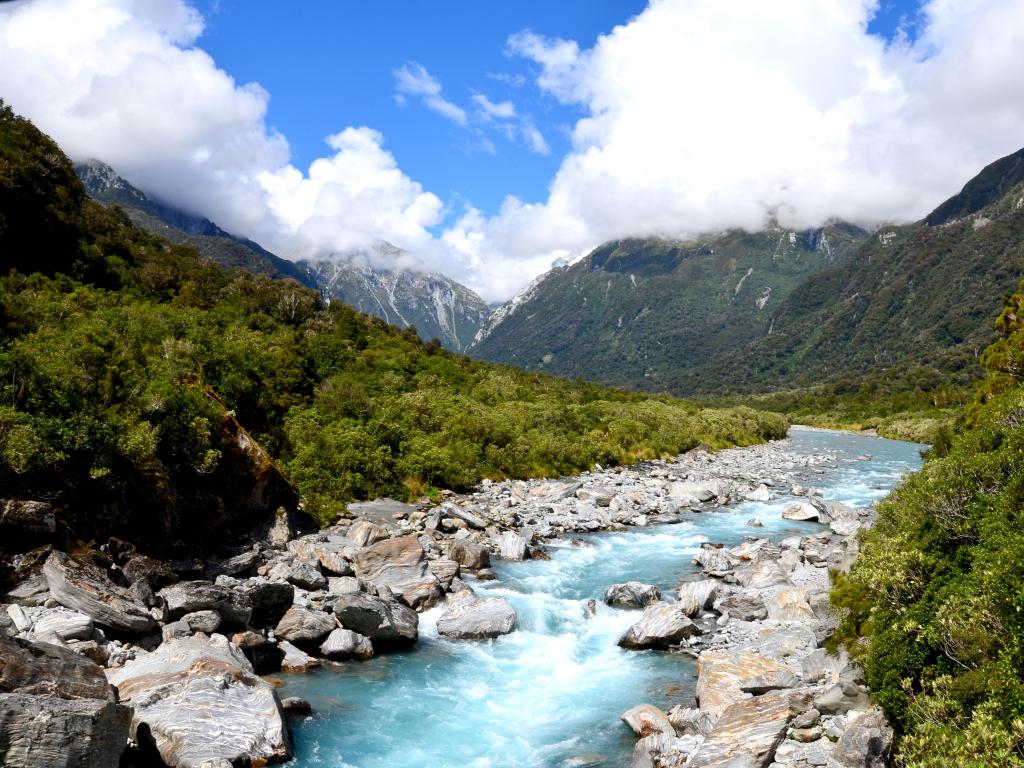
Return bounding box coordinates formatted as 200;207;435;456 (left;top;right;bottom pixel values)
0;428;920;767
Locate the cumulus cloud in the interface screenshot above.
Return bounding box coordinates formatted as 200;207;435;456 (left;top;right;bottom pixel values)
464;0;1024;290
393;62;467;126
3;0;1024;304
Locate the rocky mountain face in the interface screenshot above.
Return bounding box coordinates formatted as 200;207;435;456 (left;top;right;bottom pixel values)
470;224;867;388
302;248;492;353
75;161;492;352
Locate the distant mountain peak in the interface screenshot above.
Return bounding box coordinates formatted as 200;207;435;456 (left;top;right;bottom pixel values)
925;145;1024;227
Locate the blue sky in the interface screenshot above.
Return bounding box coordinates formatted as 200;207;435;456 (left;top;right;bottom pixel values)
191;0;923;225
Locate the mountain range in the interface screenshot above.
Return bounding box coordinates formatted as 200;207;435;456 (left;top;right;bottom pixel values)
75;160;490;352
472;146;1024;396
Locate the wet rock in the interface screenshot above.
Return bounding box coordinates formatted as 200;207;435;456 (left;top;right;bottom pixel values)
605;582;662;609
744;484;771;502
274;606;336;644
688;690;810;767
676;580;719;617
0;693;131;768
320;628;374;660
746;517;764;527
765;589;816;623
353;535;442;610
619;602;702;649
498;530;529;561
158;581;252;628
834;709;893;767
280;696;312;716
332;592;418;647
108;634;290;767
436;594;517;640
621;703;674;737
448;539;491;570
43;551;156;634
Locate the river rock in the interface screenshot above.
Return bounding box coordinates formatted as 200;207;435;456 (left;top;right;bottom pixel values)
122;555;178;588
158;581;252;628
734;558;790;589
320;628;374;660
352;535;442;610
0;693;131;768
576;487;616;506
619;602;702;649
274;606;336;644
332;592;418;646
280;696;312;715
765;588;815;622
694;547;734;575
715;590;767;621
436;594;516;639
347;520;391;548
667;705;718;737
670;481;718;502
781;502;819;521
739;669;801;694
630;732;701;768
498;530;529;561
813;680;871;715
834;709;893;767
12;605;94;642
236;578;294;627
620;703;674;737
204;549;259;579
43;551;156;634
3;573;51;607
107;634;289;767
605;582;662;609
695;650;795;713
744;484;771;502
438;502;487;530
0;634;114;701
0;499;55;535
279;639;319;672
688;689;810;767
448;539;491;570
182;610;221;634
328;576;362;595
428;558;461;589
285;561;327;591
677;579;719;616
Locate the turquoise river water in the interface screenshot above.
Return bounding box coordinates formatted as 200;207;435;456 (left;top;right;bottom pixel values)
280;427;925;768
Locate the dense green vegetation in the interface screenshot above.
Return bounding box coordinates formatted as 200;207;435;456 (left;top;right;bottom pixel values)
830;284;1024;765
471;227;866;387
0;103;787;549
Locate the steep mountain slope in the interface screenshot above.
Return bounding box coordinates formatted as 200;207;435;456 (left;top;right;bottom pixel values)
674;150;1024;394
75;161;492;352
470;224;866;387
75;159;315;287
303;248;491;353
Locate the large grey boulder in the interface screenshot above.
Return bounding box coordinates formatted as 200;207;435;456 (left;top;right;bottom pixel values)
235;578;294;627
157;581;252;628
781;502;819;521
715;590;767;621
834;709;893;767
107;634;289;768
620;703;674;737
7;605;93;643
605;582;662;609
498;530;529;561
448;539;491;570
695;650;796;714
43;551;156;634
436;594;516;640
618;602;702;649
274;606;336;644
332;592;418;647
0;694;131;768
676;579;720;616
352;535;442;610
688;690;811;767
285;562;327;591
320;628;374;660
0;634;114;701
346;519;391;548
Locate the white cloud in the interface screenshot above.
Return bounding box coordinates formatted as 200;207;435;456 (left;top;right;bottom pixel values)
3;0;1024;305
393;61;467;126
445;0;1024;299
472;93;516;120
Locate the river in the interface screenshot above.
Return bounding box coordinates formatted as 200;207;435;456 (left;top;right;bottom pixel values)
280;427;925;768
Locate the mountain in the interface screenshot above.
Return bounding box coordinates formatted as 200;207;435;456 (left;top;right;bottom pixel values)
75;160;492;351
75;159;315;287
672;147;1024;394
302;247;491;353
470;224;867;388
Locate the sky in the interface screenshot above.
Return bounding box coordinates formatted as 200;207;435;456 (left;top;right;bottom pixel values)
1;0;1023;302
